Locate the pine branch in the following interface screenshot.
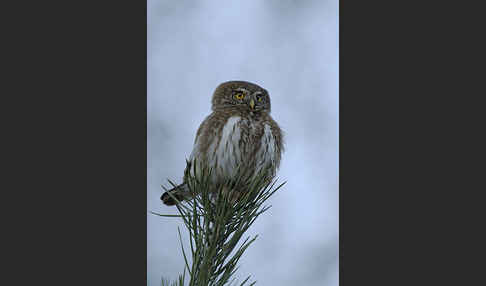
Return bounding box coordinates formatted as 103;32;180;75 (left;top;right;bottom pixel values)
153;162;285;286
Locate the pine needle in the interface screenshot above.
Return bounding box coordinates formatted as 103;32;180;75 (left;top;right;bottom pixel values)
155;161;285;286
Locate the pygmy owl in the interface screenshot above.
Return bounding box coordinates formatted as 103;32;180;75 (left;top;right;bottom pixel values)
161;80;284;205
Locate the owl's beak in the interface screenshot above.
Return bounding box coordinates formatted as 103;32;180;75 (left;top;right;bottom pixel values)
249;99;255;109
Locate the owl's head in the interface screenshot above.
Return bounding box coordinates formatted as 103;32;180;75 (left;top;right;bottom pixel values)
211;81;271;113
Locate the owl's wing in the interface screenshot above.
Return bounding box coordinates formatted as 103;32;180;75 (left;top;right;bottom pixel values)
184;112;228;176
264;115;284;170
190;113;216;159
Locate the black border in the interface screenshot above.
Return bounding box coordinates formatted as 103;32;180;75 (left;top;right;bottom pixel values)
339;1;483;284
5;1;148;285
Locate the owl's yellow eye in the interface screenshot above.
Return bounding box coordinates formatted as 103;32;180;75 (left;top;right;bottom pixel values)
234;93;245;100
257;97;263;102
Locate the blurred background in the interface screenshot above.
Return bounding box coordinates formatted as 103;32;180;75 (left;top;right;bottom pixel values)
148;0;338;285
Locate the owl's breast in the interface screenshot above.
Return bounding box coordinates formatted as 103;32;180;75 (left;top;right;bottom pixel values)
189;115;280;184
189;116;242;182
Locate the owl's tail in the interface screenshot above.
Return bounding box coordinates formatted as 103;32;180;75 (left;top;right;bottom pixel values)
161;183;191;206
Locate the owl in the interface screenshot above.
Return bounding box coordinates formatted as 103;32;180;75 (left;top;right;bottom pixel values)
161;80;284;205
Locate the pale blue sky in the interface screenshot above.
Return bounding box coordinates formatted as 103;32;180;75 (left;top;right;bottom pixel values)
148;1;338;285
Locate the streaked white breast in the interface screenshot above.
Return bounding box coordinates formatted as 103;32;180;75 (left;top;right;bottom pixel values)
254;124;277;176
190;116;242;182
